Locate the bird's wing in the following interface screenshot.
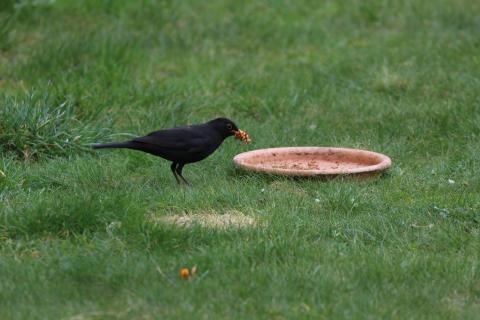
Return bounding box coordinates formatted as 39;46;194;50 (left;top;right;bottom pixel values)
132;127;208;152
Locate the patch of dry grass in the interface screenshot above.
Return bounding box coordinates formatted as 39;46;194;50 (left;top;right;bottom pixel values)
153;210;256;229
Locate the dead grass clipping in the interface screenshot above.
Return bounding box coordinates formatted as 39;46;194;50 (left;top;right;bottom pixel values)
152;209;255;230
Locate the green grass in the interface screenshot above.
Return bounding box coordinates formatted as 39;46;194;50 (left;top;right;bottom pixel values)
1;0;479;318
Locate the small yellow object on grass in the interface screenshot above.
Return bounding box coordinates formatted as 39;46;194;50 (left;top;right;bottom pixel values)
0;169;5;178
180;266;198;280
180;268;190;279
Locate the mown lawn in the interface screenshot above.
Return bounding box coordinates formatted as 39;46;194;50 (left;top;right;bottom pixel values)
1;0;479;319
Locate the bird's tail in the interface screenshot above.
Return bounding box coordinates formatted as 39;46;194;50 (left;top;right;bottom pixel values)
91;141;133;150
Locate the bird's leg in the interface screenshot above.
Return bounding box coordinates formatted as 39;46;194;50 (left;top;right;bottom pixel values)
175;163;190;186
170;162;181;184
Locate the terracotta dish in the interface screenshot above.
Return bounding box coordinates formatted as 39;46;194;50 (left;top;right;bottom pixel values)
233;147;391;177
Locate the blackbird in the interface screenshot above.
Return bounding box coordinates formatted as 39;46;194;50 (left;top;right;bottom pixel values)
92;117;250;185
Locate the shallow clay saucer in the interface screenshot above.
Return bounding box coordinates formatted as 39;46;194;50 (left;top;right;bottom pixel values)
233;147;391;177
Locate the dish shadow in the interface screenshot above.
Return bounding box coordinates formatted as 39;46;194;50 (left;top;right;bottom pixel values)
227;166;391;184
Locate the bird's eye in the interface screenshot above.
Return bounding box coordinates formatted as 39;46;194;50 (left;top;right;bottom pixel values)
226;123;233;130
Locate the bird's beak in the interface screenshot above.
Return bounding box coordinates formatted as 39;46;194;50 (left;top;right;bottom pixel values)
233;129;251;144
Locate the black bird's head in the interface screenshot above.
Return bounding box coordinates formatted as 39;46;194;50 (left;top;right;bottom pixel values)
207;118;251;143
